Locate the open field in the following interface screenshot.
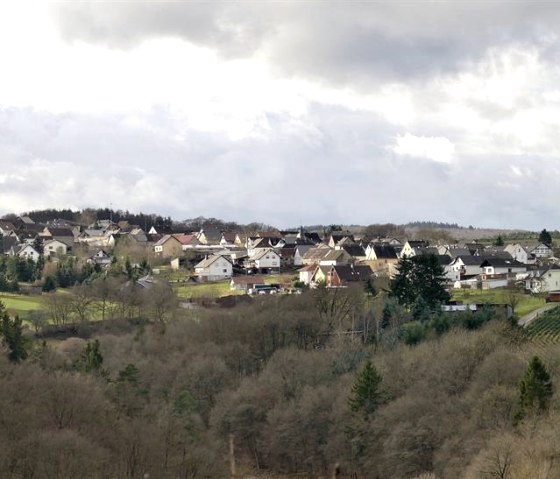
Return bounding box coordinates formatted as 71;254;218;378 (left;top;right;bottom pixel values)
174;273;297;299
451;288;546;317
0;293;44;318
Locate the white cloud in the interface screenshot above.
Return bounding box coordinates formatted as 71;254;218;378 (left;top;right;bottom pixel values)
391;133;455;164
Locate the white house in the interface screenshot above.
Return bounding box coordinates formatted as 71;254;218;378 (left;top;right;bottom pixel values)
252;248;281;271
525;267;560;293
530;243;554;259
480;258;527;276
298;264;317;285
399;240;429;258
194;254;233;282
15;244;41;262
504;244;536;265
319;249;352;266
43;239;69;257
294;245;313;266
449;256;484;278
88;250;112;266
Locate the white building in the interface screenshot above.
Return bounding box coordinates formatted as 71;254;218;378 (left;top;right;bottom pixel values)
194;254;233;282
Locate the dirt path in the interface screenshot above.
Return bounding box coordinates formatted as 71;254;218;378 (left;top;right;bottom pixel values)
518;303;558;327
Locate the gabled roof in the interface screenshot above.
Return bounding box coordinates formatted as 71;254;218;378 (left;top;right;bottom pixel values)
340;244;366;257
303;245;331;261
322;249;348;262
221;232;237;243
331;264;373;282
406;240;429;247
295;244;313;256
0;220;15;231
369;244;398;259
455;255;484;266
46;227;74;237
435;254;453;266
252;248;280;261
173;233;198;245
298;264;318;273
195;254;233;269
250;237;271;249
480;258;526;268
154;234;181;247
446;247;472;258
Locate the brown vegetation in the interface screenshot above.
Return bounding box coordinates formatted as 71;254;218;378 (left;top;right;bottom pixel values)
0;286;558;478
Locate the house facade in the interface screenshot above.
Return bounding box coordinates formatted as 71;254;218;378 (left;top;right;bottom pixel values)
194;255;233;282
154;235;183;258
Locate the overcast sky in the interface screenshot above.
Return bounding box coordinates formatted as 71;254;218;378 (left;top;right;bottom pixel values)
1;2;559;229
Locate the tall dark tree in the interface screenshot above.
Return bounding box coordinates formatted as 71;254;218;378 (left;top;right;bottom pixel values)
0;301;28;362
539;229;553;246
494;235;504;246
517;355;553;420
411;253;451;309
78;339;104;374
389;254;415;308
390;253;450;311
348;360;384;417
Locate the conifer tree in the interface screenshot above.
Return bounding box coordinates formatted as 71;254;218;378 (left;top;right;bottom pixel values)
348;360;384;417
78;339;104;374
539;229;553;246
518;355;553;420
0;302;28;362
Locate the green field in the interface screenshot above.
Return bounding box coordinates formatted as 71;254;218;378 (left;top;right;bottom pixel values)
0;293;44;318
174;281;235;299
452;288;545;317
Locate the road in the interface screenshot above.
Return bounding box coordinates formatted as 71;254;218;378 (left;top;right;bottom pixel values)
518;303;558;327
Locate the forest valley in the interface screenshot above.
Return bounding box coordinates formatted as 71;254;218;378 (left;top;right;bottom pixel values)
0;255;558;479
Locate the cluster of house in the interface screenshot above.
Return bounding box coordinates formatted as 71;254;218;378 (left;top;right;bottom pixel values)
0;216;150;267
1;215;558;293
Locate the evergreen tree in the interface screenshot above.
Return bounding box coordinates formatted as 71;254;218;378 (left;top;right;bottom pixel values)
411;253;451;309
78;339;104;374
539;229;553;246
389;254;415;308
390;253;450;311
494;235;504;246
0;302;28;362
348;360;384;417
518;355;553;419
42;275;56;292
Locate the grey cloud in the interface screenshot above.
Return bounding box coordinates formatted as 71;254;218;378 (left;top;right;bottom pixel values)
1;105;560;230
51;2;560;86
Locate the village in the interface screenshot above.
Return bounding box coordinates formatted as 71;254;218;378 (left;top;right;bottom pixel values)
1;214;558;299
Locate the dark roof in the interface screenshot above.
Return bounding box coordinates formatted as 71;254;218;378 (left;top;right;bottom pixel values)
47;227;74;237
331;265;372;282
371;244;398;259
455;255;484;266
407;240;429;247
480;258;526;268
341;244;366;257
435;255;453;266
302;232;322;244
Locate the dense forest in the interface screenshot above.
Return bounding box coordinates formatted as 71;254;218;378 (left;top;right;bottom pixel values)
0;280;558;478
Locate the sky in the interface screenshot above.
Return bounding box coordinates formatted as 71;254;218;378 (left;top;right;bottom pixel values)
1;1;560;229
